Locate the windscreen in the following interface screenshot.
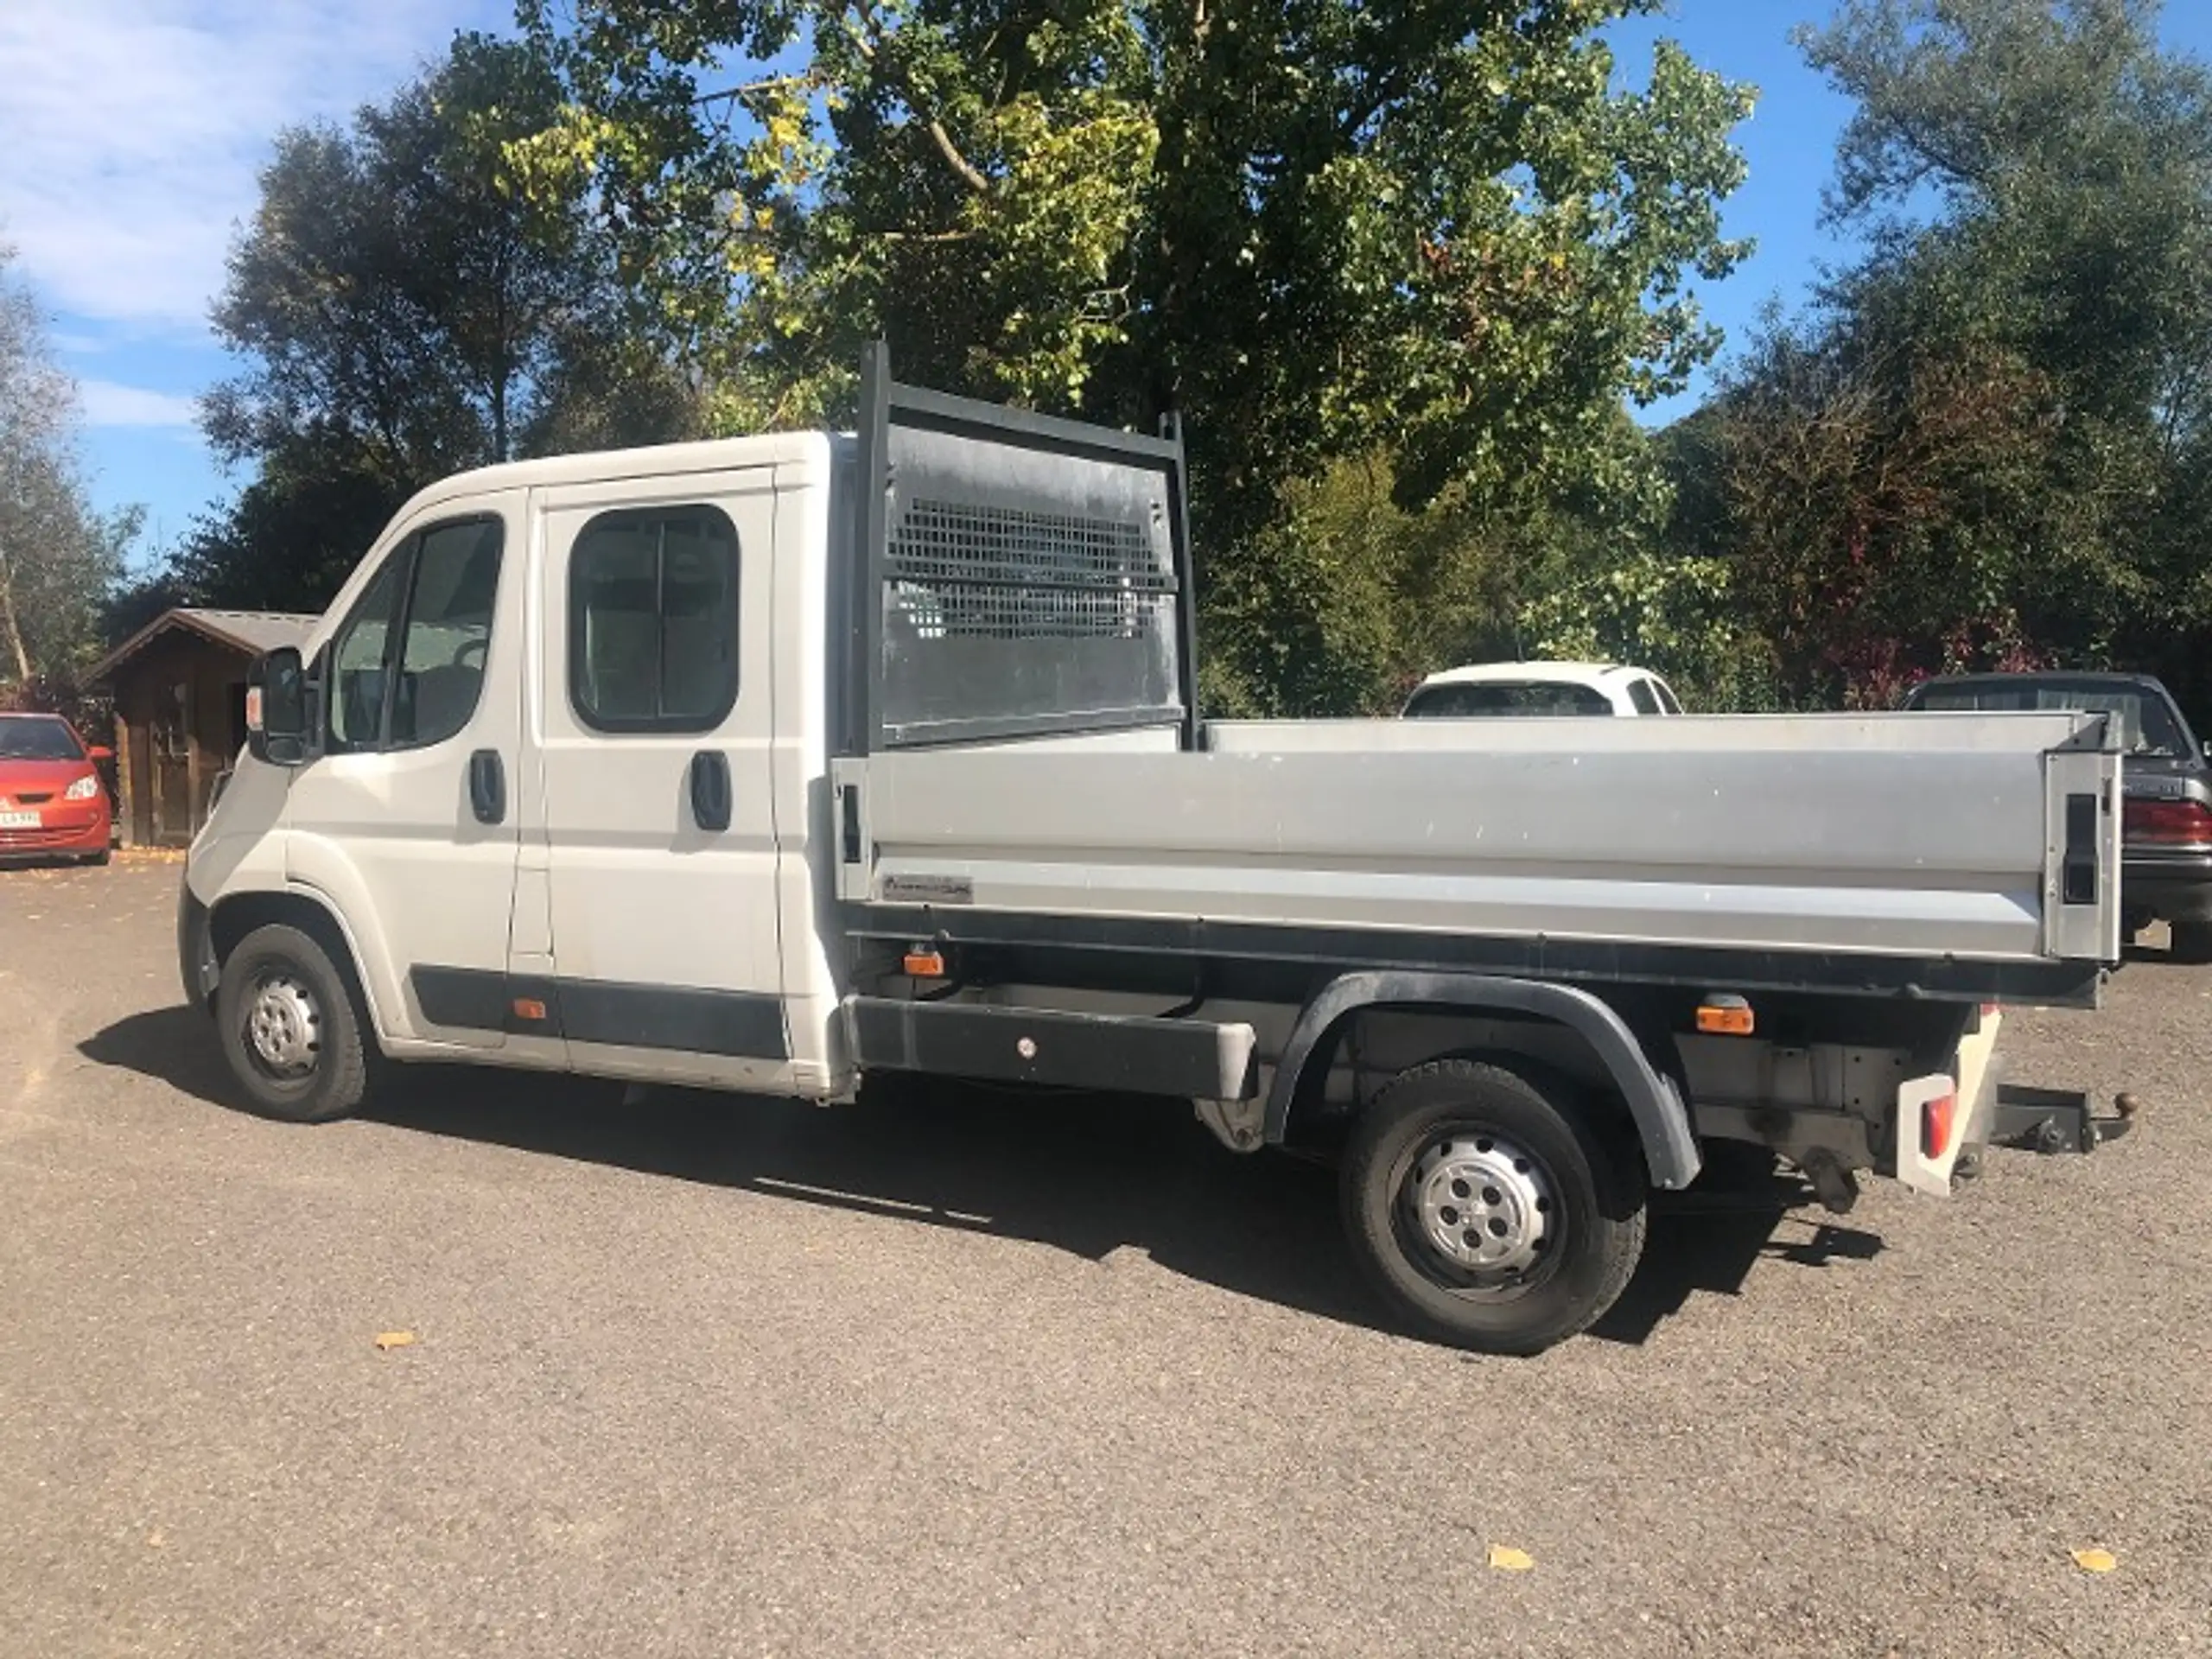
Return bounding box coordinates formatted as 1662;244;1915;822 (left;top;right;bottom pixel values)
0;716;85;760
1911;682;2190;757
1404;681;1615;718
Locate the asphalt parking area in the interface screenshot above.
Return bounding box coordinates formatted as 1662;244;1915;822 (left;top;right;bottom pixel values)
4;858;2209;1657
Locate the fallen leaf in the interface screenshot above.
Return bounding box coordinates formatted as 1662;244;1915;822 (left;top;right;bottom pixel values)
373;1331;416;1351
146;1529;165;1549
2071;1547;2118;1574
1487;1545;1535;1573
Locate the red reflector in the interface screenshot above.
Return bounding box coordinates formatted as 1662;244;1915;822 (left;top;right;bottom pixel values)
1922;1093;1958;1160
2124;798;2212;846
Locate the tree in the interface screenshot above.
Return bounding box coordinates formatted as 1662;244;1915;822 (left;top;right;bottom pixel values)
1687;307;2068;707
182;32;704;611
514;0;1756;683
0;243;134;703
1759;0;2212;708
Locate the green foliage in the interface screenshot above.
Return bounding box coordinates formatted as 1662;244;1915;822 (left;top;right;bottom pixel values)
518;0;1756;641
1200;454;1518;716
1690;0;2212;711
1520;548;1773;712
0;244;135;702
176;32;705;613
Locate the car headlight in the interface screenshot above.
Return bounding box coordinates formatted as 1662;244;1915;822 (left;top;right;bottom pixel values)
66;772;101;801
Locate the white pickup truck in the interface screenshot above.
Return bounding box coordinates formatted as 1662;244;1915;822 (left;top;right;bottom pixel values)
179;347;2133;1354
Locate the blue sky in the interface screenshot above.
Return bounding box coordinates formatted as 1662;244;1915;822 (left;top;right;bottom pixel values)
3;0;2208;575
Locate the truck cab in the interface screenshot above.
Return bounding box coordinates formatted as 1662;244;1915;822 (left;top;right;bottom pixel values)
181;429;856;1099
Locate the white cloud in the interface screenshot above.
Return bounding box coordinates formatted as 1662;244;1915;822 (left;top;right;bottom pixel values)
0;0;506;337
77;378;198;426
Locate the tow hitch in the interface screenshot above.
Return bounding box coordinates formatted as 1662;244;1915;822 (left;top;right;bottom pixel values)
1986;1083;2138;1158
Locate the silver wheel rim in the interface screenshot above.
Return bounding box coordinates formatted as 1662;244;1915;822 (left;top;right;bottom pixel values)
245;971;321;1079
1398;1128;1560;1299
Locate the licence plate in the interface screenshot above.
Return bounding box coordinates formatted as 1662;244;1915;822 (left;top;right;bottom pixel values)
0;810;39;829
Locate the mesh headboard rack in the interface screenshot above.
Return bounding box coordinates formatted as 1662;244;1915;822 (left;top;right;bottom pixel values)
849;341;1198;753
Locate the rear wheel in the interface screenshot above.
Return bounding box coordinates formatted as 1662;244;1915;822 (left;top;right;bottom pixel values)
1341;1058;1647;1356
2172;919;2212;966
214;923;372;1122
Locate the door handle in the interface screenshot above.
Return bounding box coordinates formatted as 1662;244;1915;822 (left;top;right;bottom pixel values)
689;749;731;833
468;749;506;825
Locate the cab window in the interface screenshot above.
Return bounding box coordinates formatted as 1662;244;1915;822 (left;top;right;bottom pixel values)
325;517;505;753
569;505;741;733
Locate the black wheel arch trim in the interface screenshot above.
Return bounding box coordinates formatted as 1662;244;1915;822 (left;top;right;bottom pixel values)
198;884;384;1036
1264;970;1702;1191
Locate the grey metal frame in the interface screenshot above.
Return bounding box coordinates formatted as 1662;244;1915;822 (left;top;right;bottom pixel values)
848;340;1198;756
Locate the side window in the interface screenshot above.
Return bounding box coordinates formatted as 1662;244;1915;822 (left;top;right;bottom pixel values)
569;505;741;733
323;515;505;753
1651;678;1683;715
327;556;405;753
392;519;503;748
1626;678;1662;715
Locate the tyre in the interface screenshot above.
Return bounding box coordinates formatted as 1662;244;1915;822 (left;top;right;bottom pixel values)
83;849;111;868
2172;919;2212;966
213;922;373;1122
1341;1058;1648;1356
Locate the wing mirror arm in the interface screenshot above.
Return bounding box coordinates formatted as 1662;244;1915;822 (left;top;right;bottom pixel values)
246;645;316;767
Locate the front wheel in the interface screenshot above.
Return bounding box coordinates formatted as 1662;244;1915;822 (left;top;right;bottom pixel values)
1341;1058;1647;1356
213;923;373;1122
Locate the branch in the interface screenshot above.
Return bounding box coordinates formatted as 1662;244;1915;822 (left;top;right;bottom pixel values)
844;0;993;195
694;73;818;109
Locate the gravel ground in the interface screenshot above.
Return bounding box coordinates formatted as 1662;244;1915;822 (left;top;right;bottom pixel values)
3;857;2209;1658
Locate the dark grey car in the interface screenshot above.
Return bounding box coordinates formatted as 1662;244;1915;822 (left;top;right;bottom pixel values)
1902;671;2212;962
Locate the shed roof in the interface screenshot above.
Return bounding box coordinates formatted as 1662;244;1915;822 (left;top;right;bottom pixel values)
88;607;318;684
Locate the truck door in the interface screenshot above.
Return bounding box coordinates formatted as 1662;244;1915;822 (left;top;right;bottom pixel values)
282;493;526;1050
526;472;789;1090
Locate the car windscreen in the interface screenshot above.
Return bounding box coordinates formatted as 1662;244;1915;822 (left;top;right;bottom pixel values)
0;717;85;760
1909;683;2192;757
1404;681;1614;717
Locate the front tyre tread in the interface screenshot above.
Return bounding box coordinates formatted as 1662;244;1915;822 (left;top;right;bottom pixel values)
213;922;372;1123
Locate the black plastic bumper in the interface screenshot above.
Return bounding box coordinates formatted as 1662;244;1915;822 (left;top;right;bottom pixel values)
177;877;219;1011
2123;854;2212;923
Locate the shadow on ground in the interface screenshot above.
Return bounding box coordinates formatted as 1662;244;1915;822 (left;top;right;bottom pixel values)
83;1004;1878;1351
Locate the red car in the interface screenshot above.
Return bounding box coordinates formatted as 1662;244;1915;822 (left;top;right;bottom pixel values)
0;712;113;866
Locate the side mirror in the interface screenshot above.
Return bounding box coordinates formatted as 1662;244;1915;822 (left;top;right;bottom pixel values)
87;745;114;763
246;646;312;766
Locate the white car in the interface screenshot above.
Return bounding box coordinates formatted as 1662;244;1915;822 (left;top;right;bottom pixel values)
1402;660;1683;719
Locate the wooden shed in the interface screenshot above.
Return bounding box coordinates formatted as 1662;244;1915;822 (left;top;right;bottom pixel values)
88;607;316;848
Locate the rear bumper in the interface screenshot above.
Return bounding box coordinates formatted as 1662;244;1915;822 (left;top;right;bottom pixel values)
2123;851;2212;922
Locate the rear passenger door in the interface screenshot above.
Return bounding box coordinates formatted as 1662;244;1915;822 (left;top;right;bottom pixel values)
524;473;789;1090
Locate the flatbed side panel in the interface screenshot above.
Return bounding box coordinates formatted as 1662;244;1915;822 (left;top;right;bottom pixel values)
844;715;2119;975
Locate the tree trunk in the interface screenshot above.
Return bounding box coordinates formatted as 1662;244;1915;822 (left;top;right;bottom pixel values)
0;550;35;684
